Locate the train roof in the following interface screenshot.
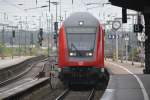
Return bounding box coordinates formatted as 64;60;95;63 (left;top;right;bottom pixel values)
64;12;99;27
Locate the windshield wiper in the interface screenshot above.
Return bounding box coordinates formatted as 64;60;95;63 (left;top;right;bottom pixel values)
71;43;82;56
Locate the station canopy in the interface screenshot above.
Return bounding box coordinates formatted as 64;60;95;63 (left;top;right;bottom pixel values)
109;0;150;12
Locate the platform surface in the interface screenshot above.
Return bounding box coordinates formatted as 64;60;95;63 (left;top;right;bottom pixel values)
0;56;33;70
0;77;49;99
101;59;149;100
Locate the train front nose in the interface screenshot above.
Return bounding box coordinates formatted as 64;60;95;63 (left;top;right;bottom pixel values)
58;12;105;86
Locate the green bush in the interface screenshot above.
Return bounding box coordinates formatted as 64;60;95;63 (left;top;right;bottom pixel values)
129;48;140;61
0;44;4;56
0;44;48;57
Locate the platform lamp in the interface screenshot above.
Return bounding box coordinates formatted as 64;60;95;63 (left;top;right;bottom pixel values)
124;34;129;62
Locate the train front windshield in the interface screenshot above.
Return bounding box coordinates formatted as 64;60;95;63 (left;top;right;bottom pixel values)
66;27;96;57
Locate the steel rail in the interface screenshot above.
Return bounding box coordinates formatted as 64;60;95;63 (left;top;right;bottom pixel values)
87;88;95;100
55;89;70;100
35;60;49;78
0;64;33;86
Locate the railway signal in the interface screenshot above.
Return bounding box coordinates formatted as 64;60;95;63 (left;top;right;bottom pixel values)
112;21;121;61
54;22;58;33
12;30;15;38
38;28;43;46
54;22;58;44
122;8;127;23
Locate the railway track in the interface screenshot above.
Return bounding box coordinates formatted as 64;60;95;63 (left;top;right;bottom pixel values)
0;56;47;87
55;89;70;100
0;78;50;100
0;56;53;100
55;88;97;100
0;55;106;100
88;88;95;100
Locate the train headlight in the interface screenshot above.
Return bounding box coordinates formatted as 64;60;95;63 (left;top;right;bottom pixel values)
70;52;74;56
86;52;93;56
101;68;105;73
89;53;93;56
57;68;61;72
69;52;76;56
79;21;84;26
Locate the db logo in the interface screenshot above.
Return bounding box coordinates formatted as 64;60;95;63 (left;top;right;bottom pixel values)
78;61;84;65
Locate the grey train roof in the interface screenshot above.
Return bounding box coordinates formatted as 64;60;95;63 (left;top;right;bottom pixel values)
64;12;99;27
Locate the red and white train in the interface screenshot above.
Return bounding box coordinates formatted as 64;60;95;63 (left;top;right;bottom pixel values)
58;12;107;85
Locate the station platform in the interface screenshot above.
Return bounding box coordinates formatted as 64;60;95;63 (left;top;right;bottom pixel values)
106;59;144;74
101;59;150;100
0;77;49;99
0;56;33;70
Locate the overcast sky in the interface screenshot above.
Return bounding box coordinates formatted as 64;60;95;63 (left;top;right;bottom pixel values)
0;0;136;30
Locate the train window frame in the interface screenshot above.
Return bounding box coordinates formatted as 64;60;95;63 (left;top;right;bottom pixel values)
65;29;97;58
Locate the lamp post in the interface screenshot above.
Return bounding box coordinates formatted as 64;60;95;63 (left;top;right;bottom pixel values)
121;25;124;63
125;35;129;62
106;20;115;60
114;17;131;62
112;21;121;61
19;17;23;56
59;0;62;24
24;16;28;56
19;16;29;56
46;14;50;59
127;13;138;65
41;1;59;61
50;2;59;22
50;2;59;61
64;10;67;19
